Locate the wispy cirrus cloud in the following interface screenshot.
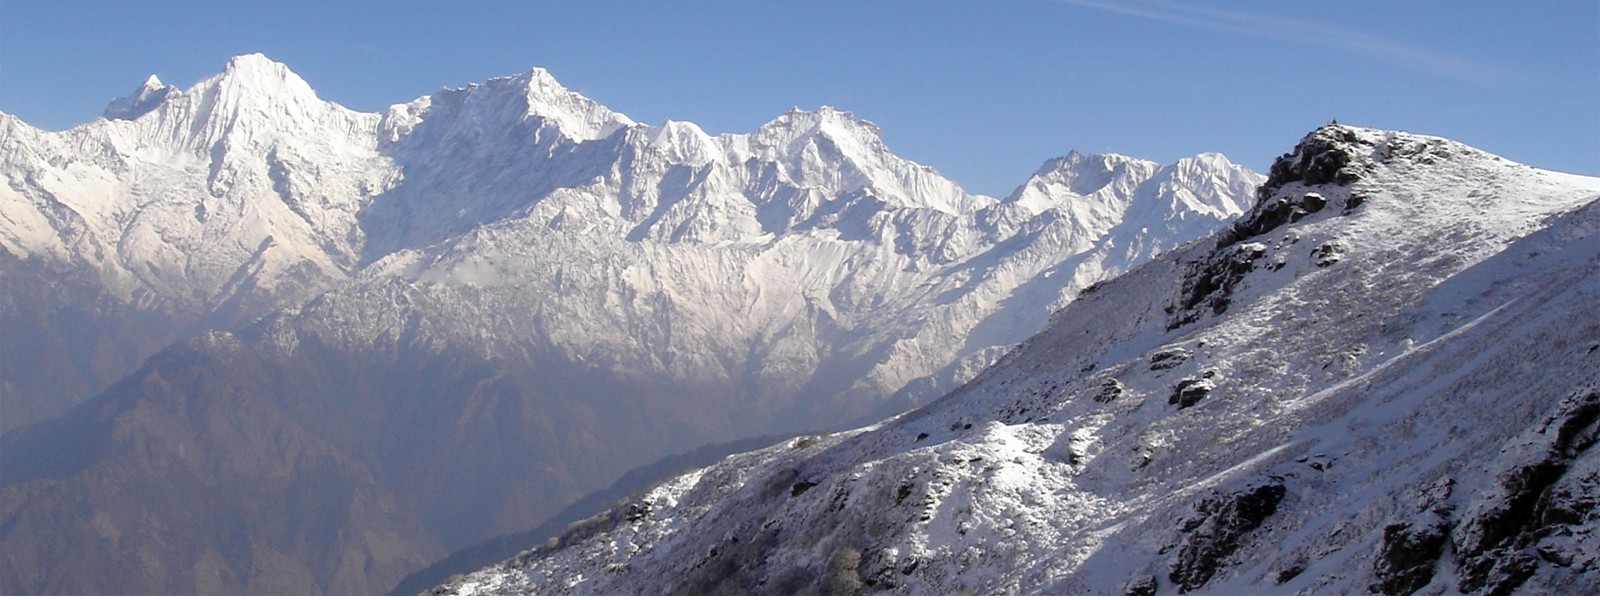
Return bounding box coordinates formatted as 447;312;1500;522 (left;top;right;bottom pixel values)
1055;0;1507;87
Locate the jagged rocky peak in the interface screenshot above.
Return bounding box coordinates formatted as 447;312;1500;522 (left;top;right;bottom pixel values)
1258;123;1382;197
1166;152;1248;188
723;104;987;214
103;74;177;120
1255;123;1483;199
1218;124;1382;248
147;53;378;152
1223;123;1492;250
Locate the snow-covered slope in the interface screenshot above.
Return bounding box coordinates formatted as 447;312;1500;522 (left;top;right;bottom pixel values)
0;54;1259;594
438;125;1600;595
1;54;386;299
0;54;393;431
0;54;1258;434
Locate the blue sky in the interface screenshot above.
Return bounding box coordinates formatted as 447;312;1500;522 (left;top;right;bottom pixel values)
2;0;1595;196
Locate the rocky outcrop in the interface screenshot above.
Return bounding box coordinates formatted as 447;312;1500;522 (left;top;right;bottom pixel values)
1167;242;1266;328
1149;347;1193;371
1454;387;1600;594
1168;479;1287;593
1370;477;1454;595
1216;124;1374;249
1168;372;1216;409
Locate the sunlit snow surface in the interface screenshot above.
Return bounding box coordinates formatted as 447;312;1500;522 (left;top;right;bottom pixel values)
442;126;1600;595
0;54;1259;431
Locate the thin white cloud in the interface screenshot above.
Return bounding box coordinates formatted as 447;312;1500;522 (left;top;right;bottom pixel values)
1056;0;1506;87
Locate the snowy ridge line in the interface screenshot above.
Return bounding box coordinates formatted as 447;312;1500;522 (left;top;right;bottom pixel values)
0;53;1262;595
1;53;1261;436
434;124;1600;595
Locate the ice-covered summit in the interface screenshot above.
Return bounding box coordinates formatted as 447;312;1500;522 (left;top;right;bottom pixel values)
740;106;886;158
506;66;637;140
103;74;176;120
1005;150;1159;217
217;52;315;91
718;106;991;215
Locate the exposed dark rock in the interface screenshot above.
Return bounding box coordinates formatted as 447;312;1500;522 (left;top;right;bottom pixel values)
1123;573;1158;595
899;557;921;575
1095;378;1126;403
1217;194;1334;249
1454;388;1600;594
1216;125;1375;250
1150;347;1193;371
1294;453;1333;472
1370;519;1450;595
895;480;915;505
1312;241;1345;267
1343;193;1367;213
1168;376;1215;409
1169;479;1287;593
1261;125;1372;194
1275;562;1305;584
624;502;651;523
1299;192;1327;214
1168;242;1266;329
1551;391;1600;458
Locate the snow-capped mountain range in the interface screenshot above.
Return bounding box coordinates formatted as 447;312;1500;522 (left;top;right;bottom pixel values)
0;54;1257;434
439;125;1600;595
0;55;1258;594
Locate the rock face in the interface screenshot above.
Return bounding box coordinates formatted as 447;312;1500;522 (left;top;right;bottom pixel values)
437;125;1600;595
1169;478;1287;593
1452;388;1600;594
0;55;1260;594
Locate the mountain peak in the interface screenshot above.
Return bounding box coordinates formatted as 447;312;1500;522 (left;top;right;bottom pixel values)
643;119;717;164
471;66;635;141
768;105;884;140
1022;150;1159;198
519;66;560;86
1050;149;1152;170
737;105;888;169
103;73;178;120
1000;149;1258;224
211;53;314;93
224;52;284;72
211;53;316;96
1255;122;1455;205
116;53;373;153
